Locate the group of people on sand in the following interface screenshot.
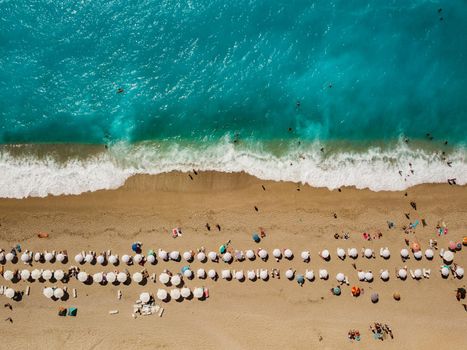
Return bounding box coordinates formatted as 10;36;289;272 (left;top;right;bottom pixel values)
370;322;393;340
347;329;361;341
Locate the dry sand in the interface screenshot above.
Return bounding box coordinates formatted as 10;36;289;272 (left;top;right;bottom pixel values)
0;171;466;349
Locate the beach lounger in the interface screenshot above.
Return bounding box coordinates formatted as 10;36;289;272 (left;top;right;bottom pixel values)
26;286;30;296
118;290;122;299
158;307;164;317
73;288;77;298
423;269;431;278
409;270;415;279
109;310;119;315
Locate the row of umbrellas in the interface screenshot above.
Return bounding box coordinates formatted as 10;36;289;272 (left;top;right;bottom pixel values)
152;287;206;302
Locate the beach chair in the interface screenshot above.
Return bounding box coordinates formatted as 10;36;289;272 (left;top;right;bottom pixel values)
409;270;415;279
423;269;431;278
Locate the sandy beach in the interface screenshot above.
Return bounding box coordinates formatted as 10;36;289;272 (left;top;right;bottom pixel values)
0;171;466;349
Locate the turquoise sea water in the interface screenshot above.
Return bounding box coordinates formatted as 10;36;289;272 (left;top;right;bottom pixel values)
0;1;466;197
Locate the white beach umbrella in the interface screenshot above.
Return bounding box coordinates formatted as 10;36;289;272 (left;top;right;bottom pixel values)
380;270;390;281
193;287;204;299
260;269;269;280
284;249;293;259
414;269;422;279
21;253;30;263
456;267;464;278
121;254;131;264
273;249;282;259
74;253;84;263
77;271;88;283
357;271;365;281
247;270;256;281
441;267;450;277
221;269;231;279
85;254;94;264
414;251;422;260
365;271;373;281
208;269;217;279
381;248;390;259
319;269;328;279
43;287;54;298
5;252;14;262
44;252;54;262
321;249;330;259
364;248;373;258
197;251;206;262
337;248;346;259
425;249;434;259
140;292;150;303
258;249;268;260
400;248;409;258
31;269;41;280
54;269;65;281
106;272;116;283
183;251;193;262
4;288;15;299
398;269;407;279
197;268;206;279
3;270;14;281
235;270;244;281
56;253;65;263
92;272;103;283
336;273;345;282
301;251;310;261
158;250;168;261
134;254;143;264
208;251;218;261
169;251;180;261
171;274;182;286
222;252;232;263
147;254;156;264
0;252;4;262
246;250;255;260
42;270;52;281
96;255;105;265
181;287;191;298
183;269;193;279
157;289;168;301
285;269;294;280
132;272;143;283
170;289;181;300
159;273;170;284
20;269;30;280
34;252;41;262
443;251;454;263
54;288;64;299
305;270;314;281
109;255;118;265
117;272;128;283
348;248;358;259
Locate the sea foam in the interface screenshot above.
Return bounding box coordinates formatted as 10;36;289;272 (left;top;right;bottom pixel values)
0;140;465;198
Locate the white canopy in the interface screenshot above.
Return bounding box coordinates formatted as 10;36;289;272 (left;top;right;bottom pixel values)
398;269;407;279
147;254;156;264
400;248;409;258
381;248;390;259
34;252;41;262
414;251;422;260
441;267;450;277
235;270;244;280
132;272;143;283
140;292;150;303
158;250;168;261
31;269;41;280
247;270;256;280
96;255;105;265
183;269;193;278
221;269;231;279
21;253;30;262
285;269;294;280
321;249;330;259
157;289;167;301
85;254;94;263
319;269;328;279
117;272;127;283
222;252;232;263
301;251;310;261
170;289;181;300
193;287;204;299
3;270;14;281
273;249;282;258
20;269;30;280
380;270;389;281
4;288;15;299
106;272;116;283
208;251;218;261
44;252;54;262
77;271;88;282
183;251;193;261
159;273;170;284
171;274;182;286
414;269;422;279
53;288;64;299
197;252;206;262
365;272;373;281
337;248;346;259
56;253;65;262
305;270;314;281
94;272;104;283
357;271;365;281
258;249;268;259
364;248;373;258
246;250;255;260
121;254;131;264
109;255;118;265
43;287;54;298
260;269;268;280
74;253;84;263
181;287;191;298
197;269;206;279
348;248;358;259
456;267;464;278
54;269;65;281
5;252;14;262
425;249;434;259
169;251;180;261
208;269;217;279
336;273;345;282
284;249;293;259
42;270;52;280
443;251;454;262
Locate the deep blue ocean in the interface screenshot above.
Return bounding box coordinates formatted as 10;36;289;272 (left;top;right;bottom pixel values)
0;1;466;197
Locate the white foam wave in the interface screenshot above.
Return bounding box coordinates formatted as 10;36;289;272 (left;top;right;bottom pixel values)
0;140;465;198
